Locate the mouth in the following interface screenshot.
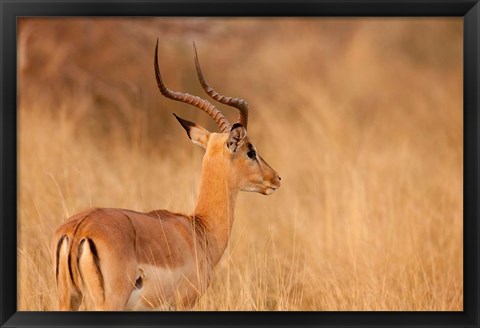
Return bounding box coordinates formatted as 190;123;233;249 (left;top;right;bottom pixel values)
264;186;278;195
243;183;280;195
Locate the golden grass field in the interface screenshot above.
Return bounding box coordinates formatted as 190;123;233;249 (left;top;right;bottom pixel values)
17;18;463;311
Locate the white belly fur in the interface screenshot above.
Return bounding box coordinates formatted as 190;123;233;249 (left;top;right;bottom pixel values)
125;263;207;310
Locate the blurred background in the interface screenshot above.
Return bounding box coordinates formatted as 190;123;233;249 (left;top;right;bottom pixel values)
17;18;462;311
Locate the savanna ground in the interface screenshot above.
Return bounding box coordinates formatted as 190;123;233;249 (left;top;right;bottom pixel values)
18;18;463;311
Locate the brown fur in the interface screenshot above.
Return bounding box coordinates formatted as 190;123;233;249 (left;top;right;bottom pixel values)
52;124;280;310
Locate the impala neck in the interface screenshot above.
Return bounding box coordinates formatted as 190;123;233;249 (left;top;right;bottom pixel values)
193;152;238;266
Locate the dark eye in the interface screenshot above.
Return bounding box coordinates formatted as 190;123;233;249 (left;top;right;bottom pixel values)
247;150;256;159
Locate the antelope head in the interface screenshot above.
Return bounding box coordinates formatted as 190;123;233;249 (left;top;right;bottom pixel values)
154;40;281;195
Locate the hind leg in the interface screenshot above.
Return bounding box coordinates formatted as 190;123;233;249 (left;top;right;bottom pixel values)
57;287;82;311
87;273;137;311
78;238;138;311
97;264;139;311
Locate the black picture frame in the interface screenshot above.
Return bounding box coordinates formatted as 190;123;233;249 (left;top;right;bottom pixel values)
1;0;478;327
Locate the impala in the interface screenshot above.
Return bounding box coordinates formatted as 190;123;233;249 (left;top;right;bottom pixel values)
51;40;281;311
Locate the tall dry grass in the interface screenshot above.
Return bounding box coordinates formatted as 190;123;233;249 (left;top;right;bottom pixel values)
17;18;462;311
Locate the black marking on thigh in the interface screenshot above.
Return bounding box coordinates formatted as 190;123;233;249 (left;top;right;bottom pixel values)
67;216;89;287
76;238;86;283
67;252;74;287
68;208;103;288
55;235;68;280
86;238;105;294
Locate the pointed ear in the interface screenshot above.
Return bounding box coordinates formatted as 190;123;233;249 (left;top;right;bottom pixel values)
227;123;247;153
174;114;210;149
